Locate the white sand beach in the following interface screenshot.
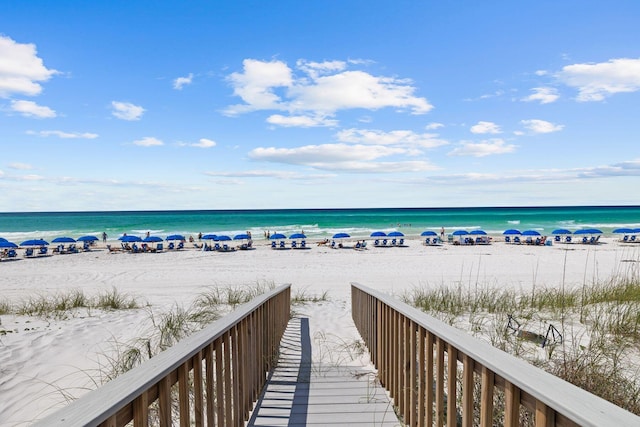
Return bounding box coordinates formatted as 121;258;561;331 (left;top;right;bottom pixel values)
1;237;639;425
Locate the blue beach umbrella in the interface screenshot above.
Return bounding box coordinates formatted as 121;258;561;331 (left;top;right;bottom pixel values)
20;239;49;246
552;229;572;235
332;232;351;239
0;237;7;242
201;234;217;240
143;236;163;243
503;229;521;235
270;233;287;240
289;233;307;239
632;228;640;234
452;230;468;236
215;235;232;241
613;228;634;234
420;230;437;236
370;231;387;237
0;240;18;248
388;231;404;237
120;235;142;243
52;237;76;244
470;230;487;235
77;235;99;242
233;234;251;240
522;230;541;236
574;228;603;235
166;234;186;241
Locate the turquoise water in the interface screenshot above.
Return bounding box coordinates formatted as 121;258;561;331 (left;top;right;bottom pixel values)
1;206;639;243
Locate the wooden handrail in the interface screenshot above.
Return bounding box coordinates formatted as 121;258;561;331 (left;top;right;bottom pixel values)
35;284;291;427
351;282;639;427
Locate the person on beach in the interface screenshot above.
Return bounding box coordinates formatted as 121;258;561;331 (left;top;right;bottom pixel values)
102;232;107;243
198;232;202;241
440;227;445;240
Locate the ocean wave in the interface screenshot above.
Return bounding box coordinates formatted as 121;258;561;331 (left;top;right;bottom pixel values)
507;220;520;224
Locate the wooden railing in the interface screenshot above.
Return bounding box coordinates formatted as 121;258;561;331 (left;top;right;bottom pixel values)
36;284;291;427
351;282;640;427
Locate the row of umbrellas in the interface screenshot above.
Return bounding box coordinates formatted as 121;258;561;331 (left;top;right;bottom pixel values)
0;235;99;249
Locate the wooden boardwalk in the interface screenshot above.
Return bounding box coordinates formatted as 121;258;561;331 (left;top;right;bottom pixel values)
248;317;401;426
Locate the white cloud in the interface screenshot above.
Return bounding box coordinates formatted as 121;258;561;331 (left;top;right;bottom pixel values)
470;121;501;134
225;59;293;114
173;73;194;90
0;35;57;98
10;100;56;118
8;162;33;170
448;139;516;157
248;143;436;173
224;58;433;119
266;114;338;127
522;87;559;104
425;122;444;130
27;130;98;139
192;138;216;148
205;170;334;180
556;58;640;101
133;137;163;147
520;119;564;134
336;128;447;149
111;101;145;121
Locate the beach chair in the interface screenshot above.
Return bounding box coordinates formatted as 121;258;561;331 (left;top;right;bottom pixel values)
156;243;163;252
374;239;380;246
331;240;336;248
505;236;511;243
382;239;388;246
291;241;297;249
279;241;285;249
300;240;306;248
38;247;48;256
391;238;397;246
554;235;561;242
168;242;175;250
177;242;184;250
424;238;430;245
514;236;521;244
582;237;588;244
271;241;276;249
83;242;91;251
631;235;636;242
623;235;629;242
361;241;367;248
399;238;404;246
24;248;34;257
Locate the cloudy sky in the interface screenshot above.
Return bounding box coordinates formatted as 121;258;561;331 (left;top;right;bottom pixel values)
1;1;639;211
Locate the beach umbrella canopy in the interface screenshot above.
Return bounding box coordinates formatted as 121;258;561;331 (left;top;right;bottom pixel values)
52;237;76;243
0;237;7;242
215;235;232;241
233;234;250;240
120;235;142;243
201;234;217;240
574;228;603;235
0;240;18;248
20;239;49;246
503;229;521;235
388;231;404;237
269;233;287;240
613;228;634;234
522;230;541;236
452;230;468;236
470;230;487;235
166;234;185;241
289;233;307;239
551;229;572;235
370;231;387;237
143;236;163;243
332;232;350;239
77;235;98;242
633;228;640;234
420;230;437;236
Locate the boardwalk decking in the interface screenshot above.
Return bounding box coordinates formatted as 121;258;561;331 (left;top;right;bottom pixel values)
248;317;401;426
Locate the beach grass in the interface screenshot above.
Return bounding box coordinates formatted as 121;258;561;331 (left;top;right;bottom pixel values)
402;275;640;415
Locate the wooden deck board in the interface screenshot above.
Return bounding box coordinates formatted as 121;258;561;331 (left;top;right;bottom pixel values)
248;317;401;426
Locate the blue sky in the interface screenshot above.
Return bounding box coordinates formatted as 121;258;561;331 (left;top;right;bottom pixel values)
1;1;639;211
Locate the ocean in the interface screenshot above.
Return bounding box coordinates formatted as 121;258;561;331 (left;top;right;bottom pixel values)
1;206;639;243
